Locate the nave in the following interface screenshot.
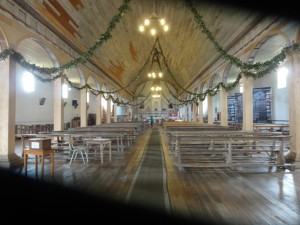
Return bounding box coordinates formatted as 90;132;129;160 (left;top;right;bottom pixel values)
3;126;300;225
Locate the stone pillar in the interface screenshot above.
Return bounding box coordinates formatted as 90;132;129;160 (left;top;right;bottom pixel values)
192;102;197;122
0;56;22;169
207;95;213;124
106;98;111;124
113;102;118;122
96;94;102;125
125;106;129;121
220;86;228;126
287;50;300;161
184;105;188;121
53;77;64;131
80;88;87;127
242;75;253;131
198;100;204;123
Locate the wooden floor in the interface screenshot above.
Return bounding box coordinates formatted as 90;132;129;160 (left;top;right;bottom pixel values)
11;126;300;225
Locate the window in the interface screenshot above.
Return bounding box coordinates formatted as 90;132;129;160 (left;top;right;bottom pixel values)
277;67;288;89
203;96;208;115
23;71;35;92
87;92;90;103
239;83;243;93
62;84;68;99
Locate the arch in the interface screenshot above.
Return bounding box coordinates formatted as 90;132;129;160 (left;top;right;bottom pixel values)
208;73;221;89
200;82;208;93
0;27;8;50
15;37;59;126
247;32;290;63
87;74;100;90
248;32;290;124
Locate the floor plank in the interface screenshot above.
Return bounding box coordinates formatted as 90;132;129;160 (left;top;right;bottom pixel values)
9;126;300;224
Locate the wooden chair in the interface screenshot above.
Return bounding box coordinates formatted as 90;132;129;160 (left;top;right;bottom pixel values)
67;135;88;165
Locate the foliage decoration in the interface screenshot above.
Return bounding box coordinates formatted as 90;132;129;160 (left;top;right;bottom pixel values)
1;0;300;108
0;0;131;76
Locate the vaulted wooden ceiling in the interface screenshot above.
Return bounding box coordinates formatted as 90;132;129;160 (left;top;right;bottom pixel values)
13;0;290;98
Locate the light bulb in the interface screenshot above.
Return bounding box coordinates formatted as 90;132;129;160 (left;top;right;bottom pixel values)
150;29;156;36
163;25;169;31
160;19;165;25
144;19;150;25
159;72;162;77
139;25;145;32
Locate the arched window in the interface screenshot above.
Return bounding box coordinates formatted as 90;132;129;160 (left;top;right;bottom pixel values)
23;71;35;92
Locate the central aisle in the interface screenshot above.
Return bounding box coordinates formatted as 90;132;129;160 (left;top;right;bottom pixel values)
125;127;171;213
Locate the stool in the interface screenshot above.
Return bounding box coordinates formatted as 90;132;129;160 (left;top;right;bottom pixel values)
24;149;55;178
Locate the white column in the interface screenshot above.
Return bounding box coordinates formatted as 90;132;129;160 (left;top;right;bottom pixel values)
242;76;253;131
207;95;213;124
0;56;21;168
220;86;228;126
53;77;64;131
96;94;102;125
198;100;204;123
192;102;197;122
113;102;118;122
287;51;300;161
106;98;111;124
80;88;87;127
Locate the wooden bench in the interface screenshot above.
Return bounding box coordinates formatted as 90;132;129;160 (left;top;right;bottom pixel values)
253;123;289;134
169;131;291;170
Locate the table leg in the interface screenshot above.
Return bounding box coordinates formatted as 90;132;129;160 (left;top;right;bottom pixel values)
51;151;54;177
24;154;27;176
35;155;38;177
100;144;103;164
109;142;111;162
120;137;124;153
21;136;25;157
117;137;120;153
41;154;45;178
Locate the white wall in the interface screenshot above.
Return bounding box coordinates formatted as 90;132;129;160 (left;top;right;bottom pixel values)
15;66;54;125
63;87;81;123
14;67;289;126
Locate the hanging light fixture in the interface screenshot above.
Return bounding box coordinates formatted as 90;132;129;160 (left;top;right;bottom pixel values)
139;0;169;37
151;80;162;99
139;13;169;36
152;93;161;98
148;47;163;80
152;82;161;98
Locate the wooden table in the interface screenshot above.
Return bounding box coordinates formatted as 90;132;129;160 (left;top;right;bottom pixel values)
24;149;55;178
83;138;112;164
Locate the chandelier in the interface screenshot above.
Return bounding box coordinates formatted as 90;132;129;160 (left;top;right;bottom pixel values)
151;81;162;91
148;47;163;78
148;71;162;79
151;80;161;98
139;13;169;36
152;93;161;98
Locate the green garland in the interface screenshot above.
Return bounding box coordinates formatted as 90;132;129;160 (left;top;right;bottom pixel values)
1;0;300;107
0;0;131;76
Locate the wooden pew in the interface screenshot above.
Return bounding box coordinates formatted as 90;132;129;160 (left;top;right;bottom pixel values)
253;123;289;134
165;126;237;145
168;131;291;170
